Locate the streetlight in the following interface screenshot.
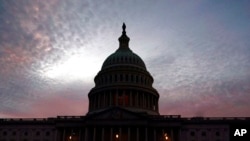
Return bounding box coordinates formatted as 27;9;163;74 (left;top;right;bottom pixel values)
115;134;119;138
164;133;168;140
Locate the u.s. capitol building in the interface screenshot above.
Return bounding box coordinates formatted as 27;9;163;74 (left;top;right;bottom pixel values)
0;24;249;141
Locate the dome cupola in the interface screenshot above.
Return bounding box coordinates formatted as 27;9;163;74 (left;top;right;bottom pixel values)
87;23;159;115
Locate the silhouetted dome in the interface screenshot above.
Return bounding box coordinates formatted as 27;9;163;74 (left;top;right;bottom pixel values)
101;47;146;70
88;23;159;115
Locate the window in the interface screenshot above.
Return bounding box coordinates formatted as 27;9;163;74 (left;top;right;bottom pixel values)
101;77;104;84
190;131;195;136
46;131;50;136
124;93;129;106
120;74;123;81
118;93;123;106
105;76;107;83
109;75;112;83
115;74;117;82
125;74;128;81
216;131;220;136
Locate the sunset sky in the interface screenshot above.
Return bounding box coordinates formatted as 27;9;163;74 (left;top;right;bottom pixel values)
0;0;250;118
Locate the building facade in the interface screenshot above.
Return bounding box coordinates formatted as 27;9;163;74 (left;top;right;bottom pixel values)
0;24;249;141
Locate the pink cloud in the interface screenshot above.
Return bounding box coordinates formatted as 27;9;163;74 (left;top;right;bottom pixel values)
4;94;89;118
159;90;250;117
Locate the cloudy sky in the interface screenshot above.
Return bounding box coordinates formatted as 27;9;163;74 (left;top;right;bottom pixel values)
0;0;250;118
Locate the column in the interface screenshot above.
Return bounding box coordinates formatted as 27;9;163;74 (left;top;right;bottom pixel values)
63;128;65;141
178;129;181;141
84;128;88;141
94;95;96;109
136;92;139;107
171;129;174;141
119;128;122;141
110;91;112;106
122;90;125;106
97;95;99;108
152;97;154;110
151;96;153;110
129;91;132;107
79;129;81;141
142;93;145;108
162;129;164;137
102;128;104;141
89;98;92;110
93;128;96;141
146;93;149;109
136;128;139;141
110;128;113;141
104;92;106;106
54;129;57;141
145;128;148;141
98;95;100;108
156;99;159;111
116;89;118;106
128;128;130;141
154;128;156;141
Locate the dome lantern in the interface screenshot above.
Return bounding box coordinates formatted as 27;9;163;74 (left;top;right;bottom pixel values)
118;23;130;49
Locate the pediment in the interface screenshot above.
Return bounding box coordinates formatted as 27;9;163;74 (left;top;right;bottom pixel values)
86;107;148;120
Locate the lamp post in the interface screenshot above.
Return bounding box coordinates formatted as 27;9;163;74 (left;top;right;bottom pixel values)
115;133;119;141
164;133;169;141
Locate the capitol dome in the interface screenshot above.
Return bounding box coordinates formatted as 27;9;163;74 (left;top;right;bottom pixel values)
88;23;159;115
101;48;146;70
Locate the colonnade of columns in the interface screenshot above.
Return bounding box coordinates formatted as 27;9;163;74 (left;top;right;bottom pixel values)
95;72;153;87
89;89;158;113
59;127;177;141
